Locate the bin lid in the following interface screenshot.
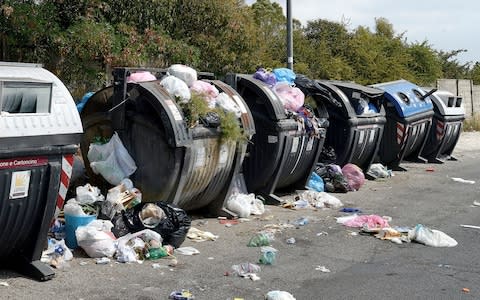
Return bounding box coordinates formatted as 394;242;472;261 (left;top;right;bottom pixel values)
370;79;433;118
0;62;82;139
225;74;287;121
327;80;384;100
422;88;465;116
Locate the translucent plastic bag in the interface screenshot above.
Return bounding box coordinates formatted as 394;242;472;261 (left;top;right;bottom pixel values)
76;220;116;258
88;132;137;185
341;163;365;191
273;68;296;85
306;172;324;192
253;68;277;86
167;64;197;87
272;82;305;112
160;75;191;103
190;80;219;104
215;92;241;118
408;224;457;247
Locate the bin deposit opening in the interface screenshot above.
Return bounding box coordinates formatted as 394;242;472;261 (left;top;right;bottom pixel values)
0;81;52;114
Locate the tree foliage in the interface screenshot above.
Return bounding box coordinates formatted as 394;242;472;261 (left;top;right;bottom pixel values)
0;0;476;98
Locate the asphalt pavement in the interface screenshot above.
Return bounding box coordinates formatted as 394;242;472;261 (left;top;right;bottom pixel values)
1;132;479;300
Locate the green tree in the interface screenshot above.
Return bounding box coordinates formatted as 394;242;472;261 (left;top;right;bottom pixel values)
406;41;442;86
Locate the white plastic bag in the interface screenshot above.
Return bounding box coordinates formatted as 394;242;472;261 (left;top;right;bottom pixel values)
265;290;296;300
76;183;104;205
167;64;197;87
63;199;86;216
408;224;458;247
160;75;191;103
88;132;137;185
76;220;116;258
226;193;254;218
215;92;242;118
299;190;343;209
116;229;163;262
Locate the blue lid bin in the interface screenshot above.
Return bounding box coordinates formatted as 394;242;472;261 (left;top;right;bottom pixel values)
370;80;434;171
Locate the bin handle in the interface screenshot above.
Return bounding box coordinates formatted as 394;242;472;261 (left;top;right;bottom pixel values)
420;88;437;100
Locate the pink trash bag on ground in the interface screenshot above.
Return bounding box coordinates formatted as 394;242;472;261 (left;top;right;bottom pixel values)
342;163;365;191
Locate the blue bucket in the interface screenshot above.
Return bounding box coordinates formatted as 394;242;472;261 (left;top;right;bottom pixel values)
64;214;96;249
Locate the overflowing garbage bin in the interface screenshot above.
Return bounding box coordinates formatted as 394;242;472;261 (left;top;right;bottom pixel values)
296;78;386;172
371;80;434;170
421;89;465;162
80;67;254;216
225;73;327;203
0;62;83;280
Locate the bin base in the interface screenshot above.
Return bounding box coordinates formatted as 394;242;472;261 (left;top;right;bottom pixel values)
257;193;284;205
14;259;55;281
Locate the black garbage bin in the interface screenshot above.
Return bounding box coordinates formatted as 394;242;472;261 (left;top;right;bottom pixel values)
80;68;254;216
371;80;434;170
225;73;327;203
0;62;83;280
296;77;386;172
421;89;465;163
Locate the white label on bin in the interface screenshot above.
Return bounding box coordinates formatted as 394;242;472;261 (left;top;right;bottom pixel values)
369;129;375;143
9;170;31;199
358;130;365;144
306;137;314;151
218;144;229;165
268;135;278;143
164;99;183;121
291;137;300;153
194;147;206;168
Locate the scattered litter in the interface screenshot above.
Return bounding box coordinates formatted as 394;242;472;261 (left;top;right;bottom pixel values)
208;257;215;260
382;216;393;222
473;201;480;207
438;264;451;268
451;177;475;184
292;217;309;227
348;231;358;236
231;263;261;279
41;238;73;269
315;266;331;273
247;232;274;247
152;263;162;269
286;237;296;244
341;215;390;229
175;246;200;256
187;227;219;242
219;219;239;226
0;282;9;287
425;167;435;172
460;224;480;229
169;289;195;300
408;224;457;247
293;191;343;209
367;163;392;178
462;288;470;293
95;257;111;264
265;290;296;300
316;231;328;236
79;261;88;266
259;246;278;265
340;207;361;213
168;259;178;267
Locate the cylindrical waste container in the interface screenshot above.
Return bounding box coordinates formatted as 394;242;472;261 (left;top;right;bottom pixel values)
225;73;327;203
421;89;465;163
371;80;434;170
80;68;254;215
0;62;83;280
296;77;386;172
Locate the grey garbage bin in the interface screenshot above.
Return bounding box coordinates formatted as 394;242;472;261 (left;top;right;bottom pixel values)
421;89;465;162
80;68;254;216
0;62;83;280
225;73;327;203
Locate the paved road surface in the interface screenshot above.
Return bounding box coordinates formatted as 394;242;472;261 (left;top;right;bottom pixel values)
1;132;479;300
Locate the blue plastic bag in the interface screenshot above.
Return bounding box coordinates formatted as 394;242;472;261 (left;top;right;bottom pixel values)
306;172;324;192
273;68;296;85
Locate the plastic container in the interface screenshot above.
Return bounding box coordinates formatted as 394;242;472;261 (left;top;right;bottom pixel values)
370;80;434;170
421;89;465;162
64;214;96;249
0;62;82;281
225;73;327;204
80;68;254;216
298;79;386;172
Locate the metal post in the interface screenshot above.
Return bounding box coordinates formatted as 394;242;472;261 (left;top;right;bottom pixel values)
286;0;293;70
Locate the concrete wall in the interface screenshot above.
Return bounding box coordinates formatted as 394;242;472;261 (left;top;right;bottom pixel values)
437;79;480;118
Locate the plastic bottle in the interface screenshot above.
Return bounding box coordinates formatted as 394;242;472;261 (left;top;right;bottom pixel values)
259;251;276;265
146;247;169;259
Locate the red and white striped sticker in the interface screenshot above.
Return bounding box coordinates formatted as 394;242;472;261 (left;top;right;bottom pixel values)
55;154;74;218
396;122;405;145
436;121;445;141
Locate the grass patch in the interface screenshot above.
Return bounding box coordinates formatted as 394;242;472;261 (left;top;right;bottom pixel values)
463;113;480;131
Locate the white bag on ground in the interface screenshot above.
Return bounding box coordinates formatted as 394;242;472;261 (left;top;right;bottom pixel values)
167;64;197;87
408;224;457;247
226;193;253;218
88;132;137;185
76;220;116;258
266;290;296;300
160;75;191;103
299;190;343;209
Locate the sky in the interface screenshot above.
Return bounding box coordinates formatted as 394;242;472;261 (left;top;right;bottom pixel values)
246;0;478;65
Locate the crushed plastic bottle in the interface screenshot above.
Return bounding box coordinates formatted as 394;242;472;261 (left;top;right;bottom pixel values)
247;232;273;247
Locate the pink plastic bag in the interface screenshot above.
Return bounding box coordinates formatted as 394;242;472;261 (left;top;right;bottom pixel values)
190;80;219;106
344;215;390;229
272;82;305;112
342;163;365;191
126;71;157;83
